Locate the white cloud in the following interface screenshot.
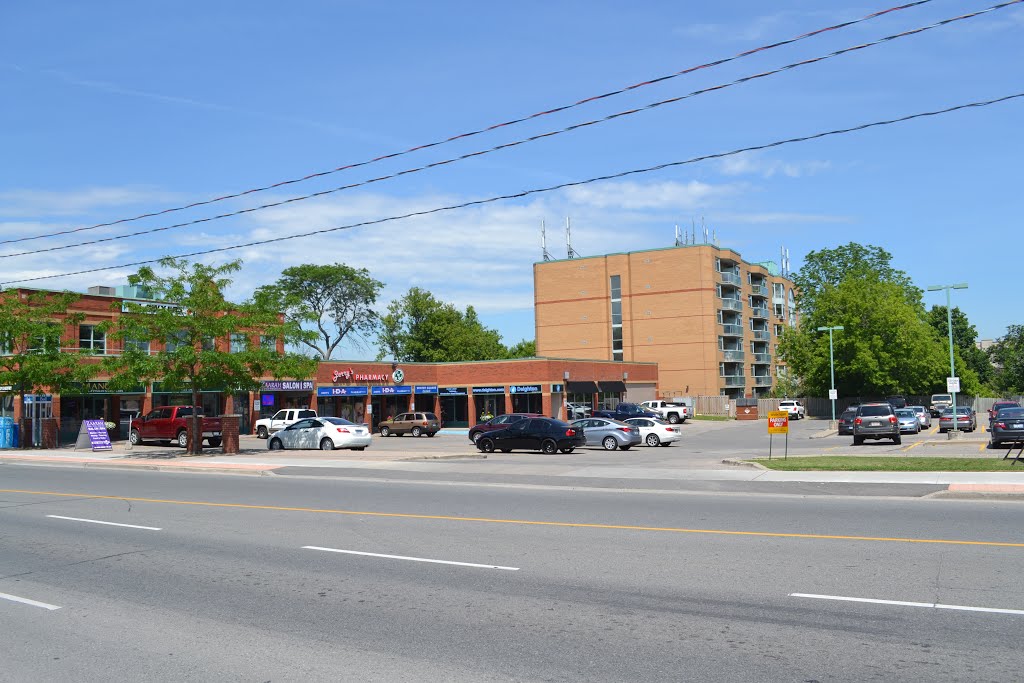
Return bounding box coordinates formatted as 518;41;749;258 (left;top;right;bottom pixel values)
562;180;742;210
717;153;831;179
0;187;180;218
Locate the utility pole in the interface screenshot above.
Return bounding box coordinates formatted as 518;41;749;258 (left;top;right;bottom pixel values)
816;325;844;427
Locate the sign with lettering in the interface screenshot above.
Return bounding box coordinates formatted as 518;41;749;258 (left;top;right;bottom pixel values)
332;367;390;383
439;387;467;396
370;385;413;396
510;385;541;394
317;386;369;397
261;380;314;391
414;385;438;394
767;410;789;434
75;419;113;451
471;386;506;395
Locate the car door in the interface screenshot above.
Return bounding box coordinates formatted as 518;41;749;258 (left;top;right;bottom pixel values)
520;419;549;451
501;420;529;449
282;419;314;449
303;419;325;448
140;407;169;440
268;410;288;433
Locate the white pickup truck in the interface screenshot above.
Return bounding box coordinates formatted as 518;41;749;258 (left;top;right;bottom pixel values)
640;400;690;424
254;408;318;438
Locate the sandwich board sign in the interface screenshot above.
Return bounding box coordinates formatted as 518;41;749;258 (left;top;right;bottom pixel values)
74;419;113;451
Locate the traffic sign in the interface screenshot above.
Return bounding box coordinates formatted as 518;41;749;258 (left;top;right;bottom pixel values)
947;376;960;393
767;410;789;434
828;389;838;400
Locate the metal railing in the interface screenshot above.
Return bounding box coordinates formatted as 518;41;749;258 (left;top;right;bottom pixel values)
721;375;745;387
749;284;768;296
751;353;772;364
719;298;743;312
719;271;742;285
720;324;744;336
720;349;745;361
750;307;769;319
751;330;770;341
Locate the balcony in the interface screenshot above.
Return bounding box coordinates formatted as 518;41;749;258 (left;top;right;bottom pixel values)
719;298;743;312
719;271;741;286
720;349;745;362
752;353;771;364
750;306;769;319
752;375;773;386
720;323;743;337
749;284;767;297
751;330;770;341
721;375;745;387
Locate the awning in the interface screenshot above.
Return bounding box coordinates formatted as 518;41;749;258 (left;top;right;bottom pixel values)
565;380;598;394
598;380;626;393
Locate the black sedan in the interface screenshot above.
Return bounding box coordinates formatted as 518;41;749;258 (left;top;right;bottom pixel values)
837;409;856;436
989;407;1024;448
475;417;586;454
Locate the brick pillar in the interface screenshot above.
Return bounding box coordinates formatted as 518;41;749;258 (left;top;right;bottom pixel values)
468;393;477;427
41;418;58;449
221;414;240;454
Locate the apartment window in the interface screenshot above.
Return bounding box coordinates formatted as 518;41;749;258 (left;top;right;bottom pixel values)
773;324;784;337
609;275;623;361
0;333;12;355
125;339;150;355
165;331;188;353
79;325;106;354
261;335;278;352
29;324;61;354
201;336;216;352
230;334;247;353
773;283;785;299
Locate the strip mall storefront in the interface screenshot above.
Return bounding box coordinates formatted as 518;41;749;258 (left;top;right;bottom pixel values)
305;358;658;429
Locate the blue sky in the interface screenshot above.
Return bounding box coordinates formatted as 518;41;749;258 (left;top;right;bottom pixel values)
1;1;1021;357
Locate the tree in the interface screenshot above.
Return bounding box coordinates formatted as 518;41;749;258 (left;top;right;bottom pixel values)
793;243;920;319
505;339;536;358
103;257;317;454
377;287;509;362
989;325;1024;394
925;305;994;389
256;263;383;360
0;289;94;429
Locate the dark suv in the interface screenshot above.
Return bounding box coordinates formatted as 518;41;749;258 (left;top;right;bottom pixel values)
853;402;901;445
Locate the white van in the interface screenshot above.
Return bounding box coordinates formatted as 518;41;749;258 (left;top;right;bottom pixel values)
255;409;317;438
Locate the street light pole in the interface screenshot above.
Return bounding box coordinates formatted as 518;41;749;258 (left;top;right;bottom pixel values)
927;283;968;438
816;325;844;427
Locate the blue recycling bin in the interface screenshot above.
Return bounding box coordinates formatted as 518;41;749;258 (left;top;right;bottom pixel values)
0;417;13;449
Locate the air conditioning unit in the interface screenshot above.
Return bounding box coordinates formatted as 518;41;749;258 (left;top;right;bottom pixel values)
87;286;117;296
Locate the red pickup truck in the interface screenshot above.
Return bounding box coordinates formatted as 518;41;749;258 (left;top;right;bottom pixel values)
129;406;223;448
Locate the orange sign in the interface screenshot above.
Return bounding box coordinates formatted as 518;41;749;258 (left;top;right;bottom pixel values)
767;410;789;434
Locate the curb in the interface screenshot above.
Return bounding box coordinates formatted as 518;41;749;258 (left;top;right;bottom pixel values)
398;453;487;461
722;458;766;470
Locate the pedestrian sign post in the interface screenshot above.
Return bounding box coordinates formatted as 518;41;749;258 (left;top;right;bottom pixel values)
767;410;789;460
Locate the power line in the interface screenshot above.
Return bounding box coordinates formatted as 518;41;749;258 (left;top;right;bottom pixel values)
4;0;1016;261
0;0;938;248
4;91;1020;287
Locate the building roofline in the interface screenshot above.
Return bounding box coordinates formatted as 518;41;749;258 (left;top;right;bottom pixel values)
534;243;794;280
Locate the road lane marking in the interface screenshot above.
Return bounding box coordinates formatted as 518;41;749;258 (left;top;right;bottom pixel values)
3;488;1024;549
790;593;1024;616
303;546;519;570
0;591;61;611
901;440;924;452
46;515;161;530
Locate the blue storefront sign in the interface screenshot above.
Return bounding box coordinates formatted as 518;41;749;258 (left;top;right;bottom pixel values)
439;387;467;396
317;386;369;397
510;384;541;394
414;385;439;394
371;385;413;396
472;386;506;395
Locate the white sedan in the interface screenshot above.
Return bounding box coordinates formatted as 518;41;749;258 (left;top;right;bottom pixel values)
267;417;372;451
624;417;681;447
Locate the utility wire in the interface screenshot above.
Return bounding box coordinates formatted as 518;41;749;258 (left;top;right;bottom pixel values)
3;91;1020;287
3;0;1016;261
0;0;937;247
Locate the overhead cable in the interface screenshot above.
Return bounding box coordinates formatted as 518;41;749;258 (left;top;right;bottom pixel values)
0;0;938;247
3;91;1020;287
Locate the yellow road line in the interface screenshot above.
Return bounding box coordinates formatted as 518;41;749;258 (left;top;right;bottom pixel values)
901;440;925;452
2;488;1024;549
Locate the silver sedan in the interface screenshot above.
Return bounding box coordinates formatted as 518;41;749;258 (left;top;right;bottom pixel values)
571;418;641;451
268;417;372;451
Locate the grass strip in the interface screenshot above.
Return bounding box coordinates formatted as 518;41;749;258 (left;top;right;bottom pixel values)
750;456;1024;472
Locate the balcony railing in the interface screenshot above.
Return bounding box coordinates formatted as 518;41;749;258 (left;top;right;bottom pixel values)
720;323;744;336
749;284;767;297
720;349;745;362
719;298;743;312
752;375;773;386
721;375;745;387
751;330;770;341
752;353;772;364
719;271;742;286
750;307;769;319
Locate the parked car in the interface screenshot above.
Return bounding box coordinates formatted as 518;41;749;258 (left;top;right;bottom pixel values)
837;408;857;436
129;405;223;448
591;402;660;421
378;412;441;437
886;395;908;409
929;393;953;417
988;400;1021;422
267;417;372;451
639;400;689;424
910;405;931;429
565;402;592;420
254;408;318;439
989;407;1024;448
571;417;642;451
475;417;585;454
779;400;805;419
853;402;901;445
624;417;682;446
895;408;921;434
938;407;976;433
468;413;543;444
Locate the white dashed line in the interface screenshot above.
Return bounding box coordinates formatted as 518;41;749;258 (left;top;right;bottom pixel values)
0;591;61;611
46;515;161;531
303;546;519;571
790;593;1024;615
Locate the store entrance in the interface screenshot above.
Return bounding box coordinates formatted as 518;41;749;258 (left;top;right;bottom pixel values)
511;393;542;414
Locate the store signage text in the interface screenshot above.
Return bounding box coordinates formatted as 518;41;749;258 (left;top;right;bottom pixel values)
370;385;413;396
261;380;314;391
414;385;438;394
333;368;390;383
510;385;541;394
439;387;467;396
317;386;369;397
472;386;506;395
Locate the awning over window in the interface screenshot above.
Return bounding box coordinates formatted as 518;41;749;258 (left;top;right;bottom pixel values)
565;380;598;394
598;380;626;393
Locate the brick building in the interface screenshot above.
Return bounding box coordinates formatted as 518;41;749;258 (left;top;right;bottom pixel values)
533;244;797;399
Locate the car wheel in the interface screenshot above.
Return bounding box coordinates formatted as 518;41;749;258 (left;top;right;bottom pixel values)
471;431;483;444
269;438;283;450
645;433;660;447
320;438;334;451
560;447;575;453
380;426;391;437
412;427;422;437
207;438;222;448
176;430;188;448
541;440;558;454
256;426;268;439
893;435;902;445
602;436;618;451
667;414;680;424
129;429;143;446
853;436;864;445
478;438;495;453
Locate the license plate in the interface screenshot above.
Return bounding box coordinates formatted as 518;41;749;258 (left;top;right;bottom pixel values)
1013;423;1024;429
870;421;880;427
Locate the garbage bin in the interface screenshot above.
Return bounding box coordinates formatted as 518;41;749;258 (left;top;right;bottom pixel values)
0;416;13;449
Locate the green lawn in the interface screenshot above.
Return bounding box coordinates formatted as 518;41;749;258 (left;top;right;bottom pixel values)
750;456;1024;471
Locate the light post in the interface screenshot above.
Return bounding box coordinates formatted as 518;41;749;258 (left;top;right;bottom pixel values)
927;283;968;438
816;325;844;427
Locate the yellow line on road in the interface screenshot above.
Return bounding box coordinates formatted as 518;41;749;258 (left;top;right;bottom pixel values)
3;488;1024;549
901;441;925;452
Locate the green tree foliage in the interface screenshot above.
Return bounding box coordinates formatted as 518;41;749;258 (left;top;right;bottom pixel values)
103;258;316;454
925;305;994;389
0;289;94;410
793;243;920;319
988;325;1024;394
256;263;383;360
377;287;513;362
505;339;537;358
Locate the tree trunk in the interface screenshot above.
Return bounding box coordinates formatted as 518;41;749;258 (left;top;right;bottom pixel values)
191;385;202;455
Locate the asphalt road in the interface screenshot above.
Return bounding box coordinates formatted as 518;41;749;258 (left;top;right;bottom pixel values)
2;465;1022;681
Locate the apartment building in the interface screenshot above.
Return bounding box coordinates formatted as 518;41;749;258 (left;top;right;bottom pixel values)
533;244;797;399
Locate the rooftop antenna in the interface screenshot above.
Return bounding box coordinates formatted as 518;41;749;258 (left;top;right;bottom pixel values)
541;220;552;261
566;216;582;259
785;248;791;276
702;216;708;244
674;224;682;247
713;229;719;247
